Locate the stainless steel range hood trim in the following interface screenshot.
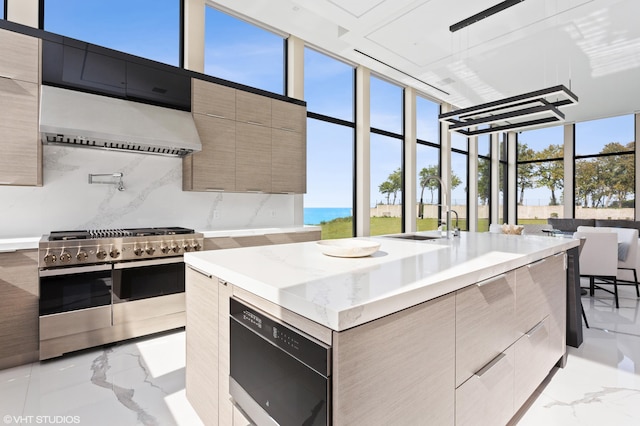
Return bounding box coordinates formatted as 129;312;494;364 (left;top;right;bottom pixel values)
40;86;202;157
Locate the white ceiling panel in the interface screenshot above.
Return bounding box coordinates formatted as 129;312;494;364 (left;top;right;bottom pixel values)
211;0;640;123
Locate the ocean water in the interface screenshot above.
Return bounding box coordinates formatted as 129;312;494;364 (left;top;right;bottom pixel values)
304;207;352;225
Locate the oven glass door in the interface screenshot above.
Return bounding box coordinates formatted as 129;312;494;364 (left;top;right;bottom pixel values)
230;317;329;426
112;257;185;303
39;264;113;315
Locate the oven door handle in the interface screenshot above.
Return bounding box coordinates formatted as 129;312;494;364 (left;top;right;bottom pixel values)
39;263;113;277
113;256;184;269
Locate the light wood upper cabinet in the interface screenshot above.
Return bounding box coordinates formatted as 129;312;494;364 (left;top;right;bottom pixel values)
185;78;307;193
184;114;236;191
192;79;236;120
272;99;305;133
236;90;271;127
236;122;272;192
272;128;306;194
0;29;39;83
0;29;41;187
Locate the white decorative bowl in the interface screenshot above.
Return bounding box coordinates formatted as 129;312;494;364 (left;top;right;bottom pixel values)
316;239;381;258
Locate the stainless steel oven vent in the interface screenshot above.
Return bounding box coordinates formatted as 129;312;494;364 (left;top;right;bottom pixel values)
40;85;201;157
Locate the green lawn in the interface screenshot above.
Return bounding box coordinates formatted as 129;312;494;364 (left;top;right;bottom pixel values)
316;217;549;239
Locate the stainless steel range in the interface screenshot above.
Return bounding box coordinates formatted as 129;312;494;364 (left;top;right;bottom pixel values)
39;227;203;267
38;227;204;360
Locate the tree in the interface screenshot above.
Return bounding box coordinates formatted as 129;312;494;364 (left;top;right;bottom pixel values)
379;168;402;205
419;165;440;204
535;144;564;206
517;143;536;205
477;157;491;205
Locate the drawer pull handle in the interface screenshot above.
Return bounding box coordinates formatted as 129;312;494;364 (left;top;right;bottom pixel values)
206;188;225;192
527;258;546;268
188;266;212;279
205;113;226;119
247;120;263;125
475;352;507;377
477;273;507;287
525;320;545;337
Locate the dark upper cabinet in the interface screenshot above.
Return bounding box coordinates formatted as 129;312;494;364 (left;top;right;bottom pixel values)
42;38;189;110
126;62;190;110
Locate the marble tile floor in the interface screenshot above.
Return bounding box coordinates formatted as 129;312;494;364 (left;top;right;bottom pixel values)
1;283;639;426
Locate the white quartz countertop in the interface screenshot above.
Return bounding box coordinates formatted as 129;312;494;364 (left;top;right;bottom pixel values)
0;237;41;252
185;232;579;331
0;226;320;252
197;225;320;238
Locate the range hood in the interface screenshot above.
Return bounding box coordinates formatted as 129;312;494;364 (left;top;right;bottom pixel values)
40;86;202;157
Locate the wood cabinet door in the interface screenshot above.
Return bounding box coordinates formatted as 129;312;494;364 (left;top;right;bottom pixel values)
271;128;306;193
455;271;517;387
236;122;272;192
514;317;551;409
185;267;219;423
456;345;515;426
0;249;39;369
0;78;41;186
192;78;236;119
0;29;39;83
517;253;566;366
332;293;455;425
271;100;305;133
236;90;271;127
186;114;236;191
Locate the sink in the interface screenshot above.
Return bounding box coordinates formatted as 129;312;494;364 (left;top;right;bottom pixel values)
385;234;441;241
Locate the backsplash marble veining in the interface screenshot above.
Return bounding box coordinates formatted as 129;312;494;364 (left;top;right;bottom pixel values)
0;145;297;238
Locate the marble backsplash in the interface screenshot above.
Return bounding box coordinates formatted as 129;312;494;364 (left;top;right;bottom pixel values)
0;145;299;238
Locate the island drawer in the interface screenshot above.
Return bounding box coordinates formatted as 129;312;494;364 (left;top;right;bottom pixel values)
455;270;516;387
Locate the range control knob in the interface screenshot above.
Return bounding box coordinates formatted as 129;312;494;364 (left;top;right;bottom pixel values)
76;251;88;262
145;246;156;255
193;242;202;251
109;248;121;259
183;243;192;252
96;249;107;260
161;245;171;254
171;244;180;253
59;251;71;263
44;253;57;265
133;247;144;256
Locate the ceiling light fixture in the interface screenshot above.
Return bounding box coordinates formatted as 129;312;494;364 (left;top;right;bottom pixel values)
438;85;578;136
450;0;526;32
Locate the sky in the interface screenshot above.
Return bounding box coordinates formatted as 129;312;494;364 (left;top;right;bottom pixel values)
36;1;635;210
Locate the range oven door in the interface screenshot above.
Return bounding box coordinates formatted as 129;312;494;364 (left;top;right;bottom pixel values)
112;257;185;302
39;264;112;316
229;298;331;426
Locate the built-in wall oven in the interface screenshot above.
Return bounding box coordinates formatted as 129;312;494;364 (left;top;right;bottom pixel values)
38;227;203;360
229;298;331;426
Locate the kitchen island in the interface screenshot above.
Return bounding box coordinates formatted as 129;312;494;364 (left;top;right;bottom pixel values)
184;232;579;426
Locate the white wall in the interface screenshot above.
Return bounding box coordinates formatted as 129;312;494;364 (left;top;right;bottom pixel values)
0;145;296;238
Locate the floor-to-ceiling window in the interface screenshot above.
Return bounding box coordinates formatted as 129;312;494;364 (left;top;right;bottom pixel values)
416;95;440;231
370;75;403;236
516;126;564;223
498;133;508;224
477;134;491;231
1;2;5;19
575;115;635;219
303;48;355;239
44;0;180;66
204;6;284;94
451;132;468;230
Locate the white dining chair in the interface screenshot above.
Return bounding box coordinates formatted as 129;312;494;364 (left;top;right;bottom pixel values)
574;231;620;308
